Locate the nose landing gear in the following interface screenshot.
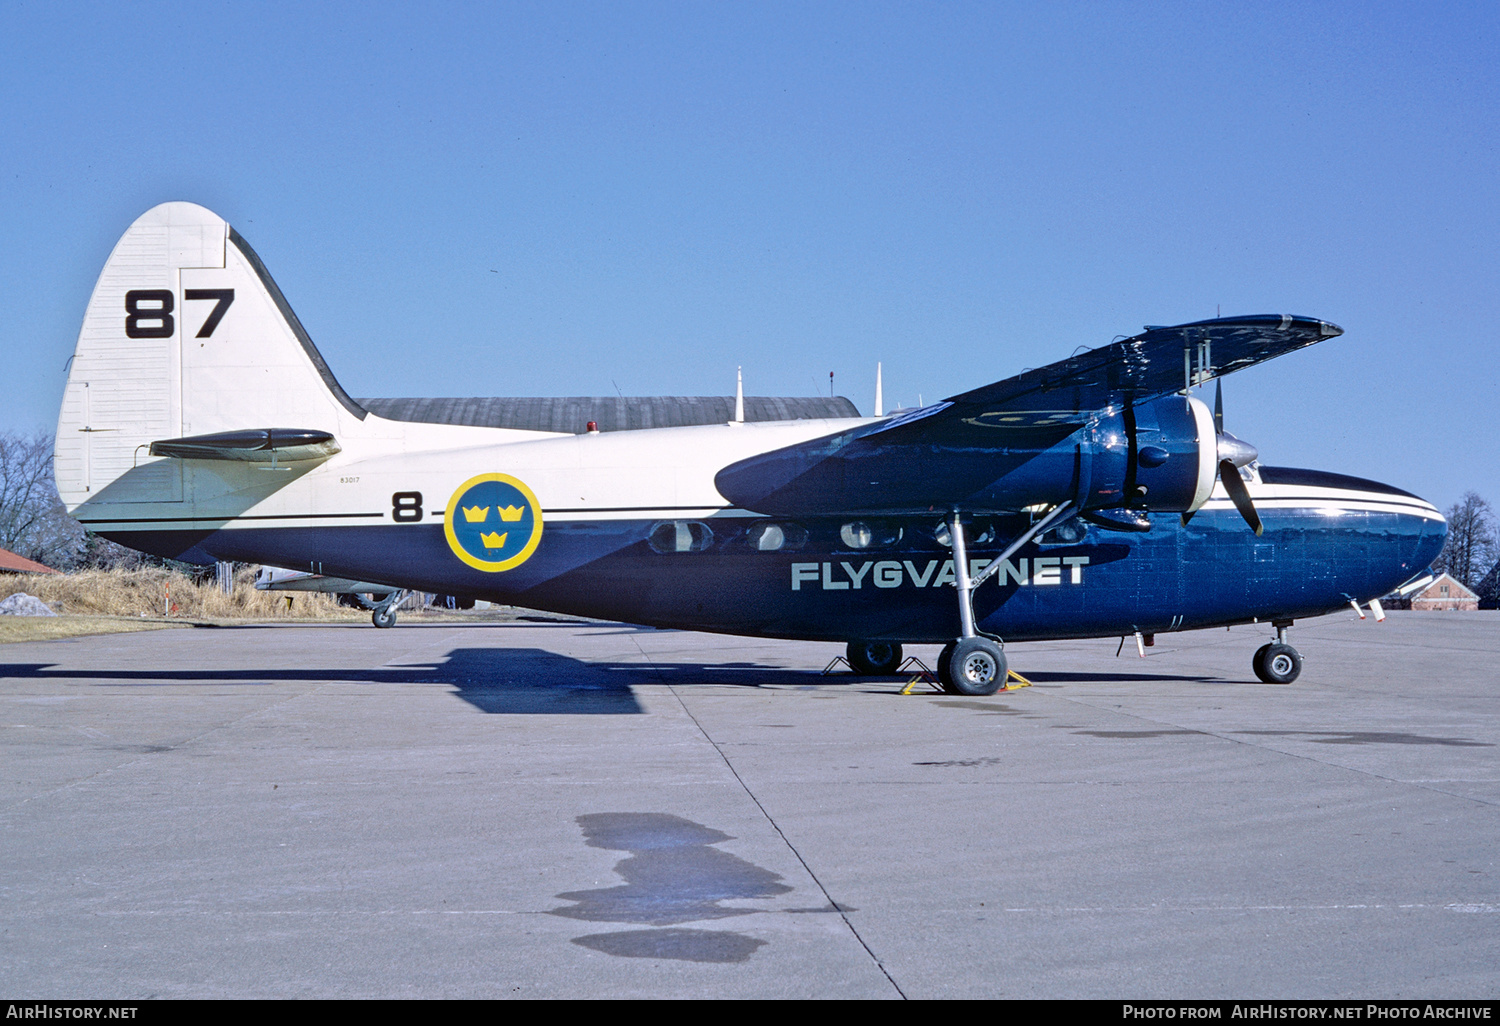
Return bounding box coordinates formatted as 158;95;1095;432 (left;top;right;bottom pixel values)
1253;621;1302;683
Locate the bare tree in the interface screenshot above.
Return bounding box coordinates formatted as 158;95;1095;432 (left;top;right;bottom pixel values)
1434;491;1497;590
0;431;86;568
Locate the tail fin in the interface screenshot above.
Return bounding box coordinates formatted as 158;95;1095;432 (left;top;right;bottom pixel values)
55;202;365;508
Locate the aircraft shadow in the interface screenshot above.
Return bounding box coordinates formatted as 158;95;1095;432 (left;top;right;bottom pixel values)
0;649;1230;717
0;648;645;715
1019;670;1224;683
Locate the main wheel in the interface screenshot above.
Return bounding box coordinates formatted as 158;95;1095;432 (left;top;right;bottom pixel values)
935;641;957;690
372;606;397;629
846;640;903;676
943;637;1007;696
1253;642;1301;684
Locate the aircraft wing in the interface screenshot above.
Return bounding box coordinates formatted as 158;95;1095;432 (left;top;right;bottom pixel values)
941;313;1340;415
714;315;1341;516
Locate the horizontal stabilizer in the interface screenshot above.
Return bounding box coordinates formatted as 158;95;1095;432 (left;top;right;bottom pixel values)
255;568;389;594
149;428;340;462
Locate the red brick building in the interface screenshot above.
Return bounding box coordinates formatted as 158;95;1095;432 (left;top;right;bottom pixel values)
1409;572;1479;611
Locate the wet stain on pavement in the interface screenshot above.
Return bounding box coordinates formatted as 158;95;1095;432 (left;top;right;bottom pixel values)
551;813;792;962
1071;729;1203;739
934;701;1021;714
571;927;765;962
914;756;1004;767
1236;730;1492;747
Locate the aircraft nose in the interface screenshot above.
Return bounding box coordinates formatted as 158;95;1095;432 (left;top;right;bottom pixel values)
1413;510;1447;570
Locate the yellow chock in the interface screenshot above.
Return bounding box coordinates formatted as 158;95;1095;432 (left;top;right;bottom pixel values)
900;663;1032;695
999;669;1033;692
898;656;942;695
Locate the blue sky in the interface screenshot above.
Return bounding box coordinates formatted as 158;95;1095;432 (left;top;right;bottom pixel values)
2;1;1495;510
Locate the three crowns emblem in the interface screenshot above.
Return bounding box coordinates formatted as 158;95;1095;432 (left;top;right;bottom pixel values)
445;473;543;573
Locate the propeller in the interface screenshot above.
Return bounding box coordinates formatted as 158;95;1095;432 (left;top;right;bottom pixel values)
1183;379;1263;535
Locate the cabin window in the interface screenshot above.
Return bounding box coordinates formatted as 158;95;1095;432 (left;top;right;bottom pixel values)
745;521;808;551
1040;520;1086;545
932;519;992;547
648;520;714;553
839;520;903;549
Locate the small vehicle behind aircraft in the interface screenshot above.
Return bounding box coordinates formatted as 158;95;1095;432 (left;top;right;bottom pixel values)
55;203;1445;694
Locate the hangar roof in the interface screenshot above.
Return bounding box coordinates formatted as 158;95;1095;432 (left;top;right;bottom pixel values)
358;396;860;433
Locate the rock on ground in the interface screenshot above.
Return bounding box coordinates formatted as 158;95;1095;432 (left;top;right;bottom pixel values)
0;593;57;617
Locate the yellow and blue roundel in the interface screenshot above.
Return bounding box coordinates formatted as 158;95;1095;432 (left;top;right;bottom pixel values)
443;473;544;572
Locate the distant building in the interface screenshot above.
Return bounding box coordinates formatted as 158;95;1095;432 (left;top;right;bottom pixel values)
0;547;59;575
1408;572;1478;611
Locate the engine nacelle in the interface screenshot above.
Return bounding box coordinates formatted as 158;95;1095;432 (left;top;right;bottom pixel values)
714;394;1219;517
1077;394;1218;515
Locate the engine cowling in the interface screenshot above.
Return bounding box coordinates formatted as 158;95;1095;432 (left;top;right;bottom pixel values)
713;393;1221;518
1078;394;1219;516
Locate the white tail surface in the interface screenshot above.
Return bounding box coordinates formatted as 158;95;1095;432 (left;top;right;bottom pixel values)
55;203;366;508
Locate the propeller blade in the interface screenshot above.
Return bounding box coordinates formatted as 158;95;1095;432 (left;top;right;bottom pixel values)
1214;378;1224;434
1219;459;1263;536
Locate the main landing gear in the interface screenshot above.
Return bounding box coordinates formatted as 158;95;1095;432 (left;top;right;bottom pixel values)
846;640;903;676
840;502;1076;695
1253;621;1302;684
936;503;1075;696
936;636;1007;696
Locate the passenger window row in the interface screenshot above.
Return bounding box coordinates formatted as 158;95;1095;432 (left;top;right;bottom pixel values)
646;516;1088;554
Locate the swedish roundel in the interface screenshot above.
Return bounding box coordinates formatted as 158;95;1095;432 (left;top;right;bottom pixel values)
444;473;544;572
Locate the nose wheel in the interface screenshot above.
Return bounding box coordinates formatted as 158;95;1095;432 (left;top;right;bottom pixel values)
1253;621;1301;683
1253;643;1301;683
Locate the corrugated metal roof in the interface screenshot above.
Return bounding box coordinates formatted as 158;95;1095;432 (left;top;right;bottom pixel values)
357;396;861;433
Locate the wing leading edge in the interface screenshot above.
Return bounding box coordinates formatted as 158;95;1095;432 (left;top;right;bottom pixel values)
945;314;1340;412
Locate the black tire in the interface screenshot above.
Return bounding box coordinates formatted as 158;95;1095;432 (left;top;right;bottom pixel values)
936;641;957;691
372;606;397;629
944;637;1007;696
846;640;903;676
1253;642;1301;684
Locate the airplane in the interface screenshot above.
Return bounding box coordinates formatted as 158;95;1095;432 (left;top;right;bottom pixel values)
53;202;1446;696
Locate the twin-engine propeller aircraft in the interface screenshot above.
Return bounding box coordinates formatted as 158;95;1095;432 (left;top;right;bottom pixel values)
55;203;1445;695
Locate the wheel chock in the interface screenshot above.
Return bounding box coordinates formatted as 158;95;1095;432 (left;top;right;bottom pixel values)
898;656;941;694
897;658;1032;695
821;656;854;675
999;669;1033;691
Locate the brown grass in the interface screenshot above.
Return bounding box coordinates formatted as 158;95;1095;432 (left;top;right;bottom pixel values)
0;566;361;621
0;615;189;644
